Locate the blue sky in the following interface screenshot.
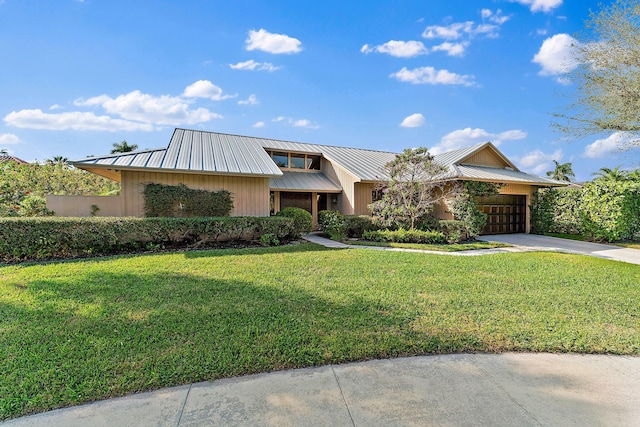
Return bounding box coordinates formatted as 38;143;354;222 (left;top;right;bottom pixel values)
1;0;638;181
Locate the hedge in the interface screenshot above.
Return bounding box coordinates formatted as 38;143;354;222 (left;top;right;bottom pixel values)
362;228;446;244
143;183;233;217
0;216;297;263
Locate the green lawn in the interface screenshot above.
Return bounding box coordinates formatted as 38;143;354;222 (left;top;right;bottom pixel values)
349;240;510;251
2;243;639;419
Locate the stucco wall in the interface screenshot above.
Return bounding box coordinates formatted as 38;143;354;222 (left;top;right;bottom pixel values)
47;195;123;217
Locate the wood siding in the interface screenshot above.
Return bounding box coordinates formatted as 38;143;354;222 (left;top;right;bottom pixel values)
322;160;357;214
463;149;509;168
354;183;376;215
121;171;270;217
47;195;123;217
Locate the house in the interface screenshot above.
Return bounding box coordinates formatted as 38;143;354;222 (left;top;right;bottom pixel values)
63;128;565;234
0;154;27;164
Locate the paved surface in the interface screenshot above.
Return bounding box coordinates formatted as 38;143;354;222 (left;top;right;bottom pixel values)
5;354;640;426
478;233;640;265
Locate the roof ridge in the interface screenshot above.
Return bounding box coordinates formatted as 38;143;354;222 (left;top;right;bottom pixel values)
174;127;399;155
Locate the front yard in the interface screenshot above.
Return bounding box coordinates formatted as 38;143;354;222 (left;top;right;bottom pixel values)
1;243;639;419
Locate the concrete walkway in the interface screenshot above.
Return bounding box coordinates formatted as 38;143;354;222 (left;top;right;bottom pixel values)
4;353;639;426
478;234;640;265
303;233;640;265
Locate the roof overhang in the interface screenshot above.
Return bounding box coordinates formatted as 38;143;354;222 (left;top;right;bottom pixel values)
270;171;342;193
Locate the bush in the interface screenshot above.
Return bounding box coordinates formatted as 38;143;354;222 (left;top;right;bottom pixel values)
276;207;313;235
362;228;446;244
144;183;233;217
343;215;377;238
318;210;347;240
438;220;468;243
0;216;297;263
260;233;280;247
579;181;640;242
530;188;558;234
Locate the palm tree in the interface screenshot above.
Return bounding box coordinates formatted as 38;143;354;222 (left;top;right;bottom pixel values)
546;160;575;182
46;155;68;166
111;140;138;154
592;166;629;182
0;148;8;155
627;169;640;182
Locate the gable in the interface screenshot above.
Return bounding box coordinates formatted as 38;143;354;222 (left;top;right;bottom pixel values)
458;145;513;169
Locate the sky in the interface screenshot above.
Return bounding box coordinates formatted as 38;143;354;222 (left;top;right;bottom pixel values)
1;0;638;181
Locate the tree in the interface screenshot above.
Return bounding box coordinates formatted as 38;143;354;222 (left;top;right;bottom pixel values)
553;0;640;148
110;140;138;154
546;160;575;182
0;148;8;155
46;156;69;167
592;166;629;182
369;147;459;230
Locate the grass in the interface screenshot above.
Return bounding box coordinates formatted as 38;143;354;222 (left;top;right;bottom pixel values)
349;240;510;252
2;243;639;419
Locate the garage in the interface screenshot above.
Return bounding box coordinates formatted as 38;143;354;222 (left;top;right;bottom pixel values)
477;195;526;235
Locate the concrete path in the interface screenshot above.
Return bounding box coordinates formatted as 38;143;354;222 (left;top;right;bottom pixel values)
478;234;640;265
4;353;639;427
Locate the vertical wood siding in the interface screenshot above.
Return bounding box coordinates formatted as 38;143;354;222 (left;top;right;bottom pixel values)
354;183;375;215
463;150;509;168
121;171;270;217
322;160;356;214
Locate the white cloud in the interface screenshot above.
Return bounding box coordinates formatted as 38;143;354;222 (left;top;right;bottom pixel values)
238;94;259;105
510;0;563;13
78;90;222;125
245;29;302;54
229;60;281;71
400;113;426;128
271;116;319;129
0;133;20;145
253;121;265;128
430;127;527;154
49;104;63;110
533;34;579;81
361;40;428;58
482;9;510;25
4;109;154;131
517;149;563;174
431;42;468;57
390;66;476;86
183;80;236;101
584;132;631;158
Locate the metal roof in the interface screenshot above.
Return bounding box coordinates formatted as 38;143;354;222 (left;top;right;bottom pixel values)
71;128;564;187
269;171;342;192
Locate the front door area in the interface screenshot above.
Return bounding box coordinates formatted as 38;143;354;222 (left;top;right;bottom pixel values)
478;195;526;235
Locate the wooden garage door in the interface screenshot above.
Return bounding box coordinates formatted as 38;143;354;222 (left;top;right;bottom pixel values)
478;195;526;235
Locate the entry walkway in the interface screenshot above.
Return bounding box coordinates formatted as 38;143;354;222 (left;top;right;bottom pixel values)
4;354;639;426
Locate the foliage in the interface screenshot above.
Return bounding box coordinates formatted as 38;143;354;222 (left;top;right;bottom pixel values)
553;0;640;147
592;166;632;183
275;207;313;235
531;188;558;234
369;147;457;230
111;140;138;153
438;220;468;243
143;183;233;218
362;228;446;244
0;216;297;263
260;233;280;247
0;161;120;217
445;181;500;239
546;160;575;182
579;180;640;242
552;188;583;234
2;247;639;419
343;215;377;238
17;195;53;217
318;209;347;240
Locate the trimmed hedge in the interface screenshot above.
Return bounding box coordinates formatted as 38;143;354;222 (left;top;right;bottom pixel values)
362;228;446;244
0;216;297;263
438;220;469;243
275;207;313;235
344;215;377;238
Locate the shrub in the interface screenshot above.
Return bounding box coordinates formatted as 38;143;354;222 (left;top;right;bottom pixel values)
579;181;640;242
530;188;558;234
438;220;468;243
552;188;582;234
260;233;280;247
362;228;446;244
318;210;347;240
17;195;53;217
0;216;297;263
276;207;313;235
143;183;233;217
343;215;377;238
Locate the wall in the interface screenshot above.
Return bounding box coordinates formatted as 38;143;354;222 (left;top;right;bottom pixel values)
47;195;123;217
121;171;270;217
463;149;509;168
322;160;357;214
353;182;376;215
499;183;535;233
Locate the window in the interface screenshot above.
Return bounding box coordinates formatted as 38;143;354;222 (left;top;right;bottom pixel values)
307;155;321;170
272;152;288;168
290;154;306;169
372;189;384;202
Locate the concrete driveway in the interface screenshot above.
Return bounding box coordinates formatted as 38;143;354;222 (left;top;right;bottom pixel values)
478;234;640;265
